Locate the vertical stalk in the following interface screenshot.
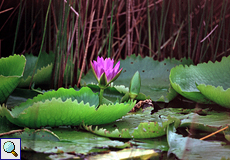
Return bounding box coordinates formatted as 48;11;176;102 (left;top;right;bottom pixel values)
214;0;228;61
126;0;131;56
77;11;95;87
107;1;114;57
29;0;52;88
187;0;192;58
12;0;23;55
31;0;34;54
99;88;104;105
24;0;27;51
147;0;151;57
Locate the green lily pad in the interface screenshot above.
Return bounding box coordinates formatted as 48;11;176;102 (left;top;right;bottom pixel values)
129;137;169;151
0;54;26;103
88;148;159;160
81;55;193;102
86;84;124;102
18;52;55;87
167;122;230;160
155;108;230;133
180;111;230;133
6;88;40;109
21;128;128;155
1;128;60;141
0;116;22;134
223;126;230;142
170;55;230;104
197;84;230;108
0;87;135;128
83;107;180;138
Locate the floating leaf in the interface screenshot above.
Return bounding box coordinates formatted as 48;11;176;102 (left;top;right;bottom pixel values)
86;84;124;102
129;137;169;151
0;54;26;103
170;56;230;104
88;148;158;160
0;87;135;128
0;116;22;134
19;52;55;87
84;107;180;138
223;126;230;142
167;122;230;160
6;88;40;109
82;55;193;102
180;111;230;133
21;128;128;155
156;108;230;133
1;128;60;141
197;84;230;108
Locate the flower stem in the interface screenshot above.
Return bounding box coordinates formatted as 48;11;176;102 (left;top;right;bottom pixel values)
99;88;104;105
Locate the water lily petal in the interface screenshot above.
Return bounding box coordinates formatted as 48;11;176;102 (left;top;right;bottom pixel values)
97;56;104;63
104;58;113;71
105;69;115;82
98;67;105;79
92;61;97;69
114;61;120;74
91;56;122;86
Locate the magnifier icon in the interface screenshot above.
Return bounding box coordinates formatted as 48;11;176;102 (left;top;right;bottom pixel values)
3;141;18;157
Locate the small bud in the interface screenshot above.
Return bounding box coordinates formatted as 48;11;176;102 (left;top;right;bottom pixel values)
129;71;141;99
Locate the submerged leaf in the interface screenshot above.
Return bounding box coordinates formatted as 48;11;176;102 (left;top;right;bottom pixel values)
0;87;135;128
0;54;26;103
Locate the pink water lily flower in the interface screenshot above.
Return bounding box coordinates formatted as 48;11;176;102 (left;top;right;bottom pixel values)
91;56;122;86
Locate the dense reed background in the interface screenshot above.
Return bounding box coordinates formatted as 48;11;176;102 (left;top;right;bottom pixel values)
1;0;230;88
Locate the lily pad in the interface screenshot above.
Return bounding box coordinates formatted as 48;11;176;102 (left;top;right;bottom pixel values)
88;148;159;160
155;108;230;133
21;128;128;155
1;128;60;142
223;126;230;142
0;54;26;103
180;111;230;133
83;107;180;138
81;55;193;102
0;116;22;134
170;55;230;104
167;122;230;160
86;84;124;102
6;88;40;109
18;52;55;87
129;137;169;151
197;84;230;108
0;87;135;128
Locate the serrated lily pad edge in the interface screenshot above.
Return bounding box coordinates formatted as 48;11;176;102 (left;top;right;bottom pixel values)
0;54;26;103
169;56;230;104
197;84;230;108
83;116;180;139
19;63;53;87
169;65;211;103
0;87;136;128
